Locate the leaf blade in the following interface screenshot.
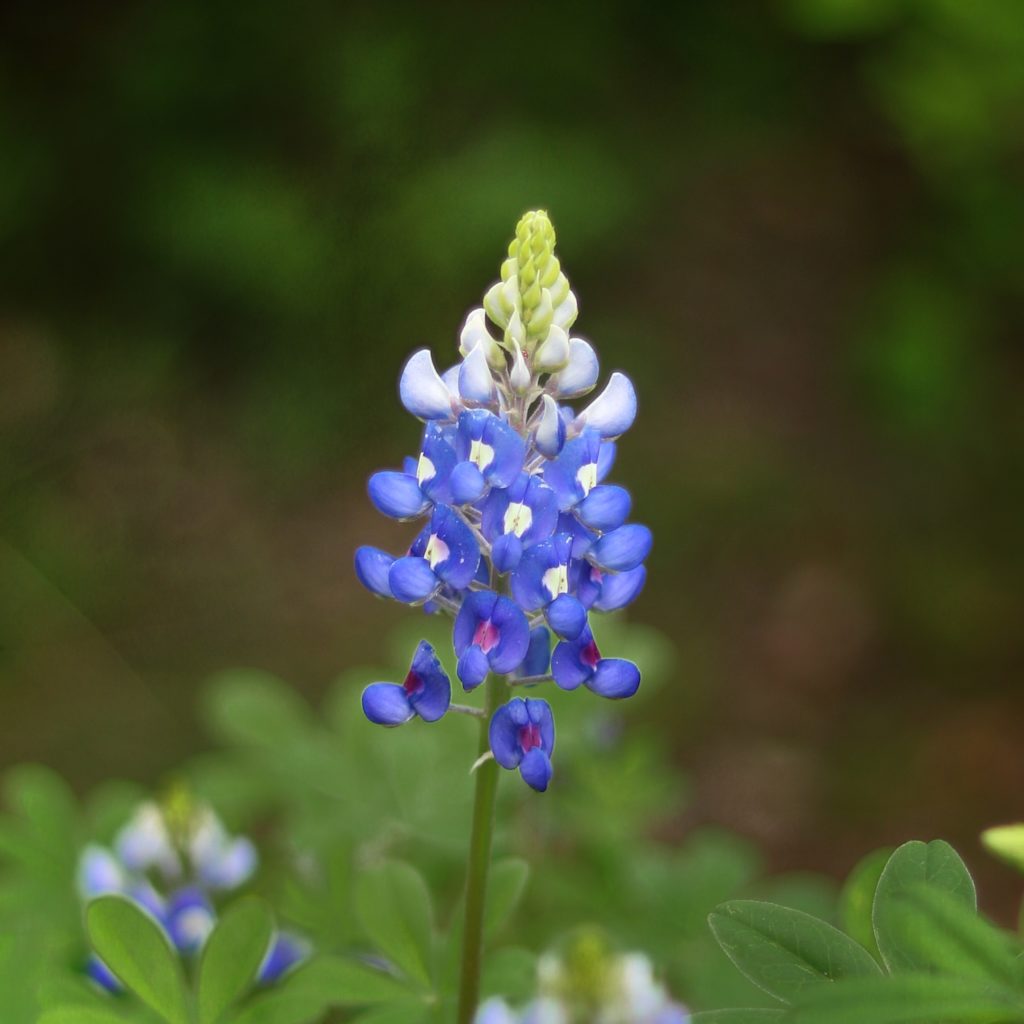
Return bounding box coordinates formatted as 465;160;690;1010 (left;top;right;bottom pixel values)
85;895;191;1024
708;900;881;1004
198;896;275;1024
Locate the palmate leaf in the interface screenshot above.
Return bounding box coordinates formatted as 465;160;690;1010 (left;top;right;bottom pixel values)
785;973;1024;1023
872;840;976;974
85;895;190;1024
198;897;275;1024
707;901;881;1004
354;861;435;989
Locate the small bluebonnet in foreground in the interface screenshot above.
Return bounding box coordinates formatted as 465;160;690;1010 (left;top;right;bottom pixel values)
356;211;651;791
77;790;307;991
473;933;690;1023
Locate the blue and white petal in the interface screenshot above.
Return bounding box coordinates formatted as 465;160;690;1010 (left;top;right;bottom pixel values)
400;349;456;421
458;342;496;403
77;845;125;899
258;932;310;984
575;371;637;438
553;338;599;398
534;394;566;457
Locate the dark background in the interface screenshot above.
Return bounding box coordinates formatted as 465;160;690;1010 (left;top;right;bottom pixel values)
2;1;1022;912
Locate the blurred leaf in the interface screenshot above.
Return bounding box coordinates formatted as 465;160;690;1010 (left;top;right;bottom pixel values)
484;859;530;938
38;1010;141;1024
198;896;275;1024
872;840;976;973
879;884;1023;986
981;824;1024;874
201;671;313;749
692;1012;785;1023
708;901;881;1004
839;848;890;962
355;862;435;988
786;973;1024;1023
480;947;538;1004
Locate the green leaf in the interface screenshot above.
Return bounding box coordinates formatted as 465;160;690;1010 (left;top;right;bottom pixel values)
86;895;190;1024
787;973;1024;1023
349;1003;432;1024
872;840;976;973
839;848;890;962
355;861;434;988
708;901;881;1004
481;947;537;1004
198;896;275;1024
880;884;1023;986
228;956;416;1024
38;1010;139;1024
691;1012;785;1023
484;859;530;937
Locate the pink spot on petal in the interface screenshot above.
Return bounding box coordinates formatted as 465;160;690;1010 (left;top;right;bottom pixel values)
582;639;601;669
473;619;501;654
403;670;423;696
519;723;542;753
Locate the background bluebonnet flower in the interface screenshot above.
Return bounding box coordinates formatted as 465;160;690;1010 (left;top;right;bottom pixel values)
77;795;306;992
356;210;651;792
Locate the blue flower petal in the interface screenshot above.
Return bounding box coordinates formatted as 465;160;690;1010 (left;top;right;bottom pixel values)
354;546;396;599
590;523;653;572
165;887;215;953
368;471;430;520
457;410;526;489
489;700;526;768
361;683;414;726
77;844;124;899
487;597;531;674
577;484;632;532
545;593;587;641
576;371;637;438
593;564;647;611
199;836;258;890
534;394;566;456
430;506;481;591
449;461;487;504
457;646;489;689
400;349;455;420
587;658;641;699
554;338;599;398
550;637;590;690
491;532;523;573
458;342;496;403
519;748;553;792
526;697;555;753
86;954;123;993
258;932;309;984
474;998;518;1024
388;556;440;604
406;640;451;721
517;626;551;678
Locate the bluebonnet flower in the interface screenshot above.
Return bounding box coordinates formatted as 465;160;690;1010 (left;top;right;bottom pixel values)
474;945;690;1024
356;210;651;791
77;794;306;991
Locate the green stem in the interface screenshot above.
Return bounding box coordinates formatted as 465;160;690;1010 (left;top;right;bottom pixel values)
456;673;503;1024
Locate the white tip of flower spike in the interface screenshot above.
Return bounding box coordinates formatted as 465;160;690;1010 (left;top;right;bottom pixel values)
576;371;637;438
510;339;531;394
535;394;565;456
400;349;456;420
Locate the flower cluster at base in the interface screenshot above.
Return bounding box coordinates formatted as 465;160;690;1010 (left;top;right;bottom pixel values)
356;211;651;791
77;791;307;990
474;933;689;1024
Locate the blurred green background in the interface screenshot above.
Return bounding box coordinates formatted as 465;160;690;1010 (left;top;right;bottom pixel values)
2;0;1023;918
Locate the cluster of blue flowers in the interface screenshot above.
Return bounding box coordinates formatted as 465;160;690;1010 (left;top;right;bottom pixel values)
356;211;651;792
77;796;306;990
